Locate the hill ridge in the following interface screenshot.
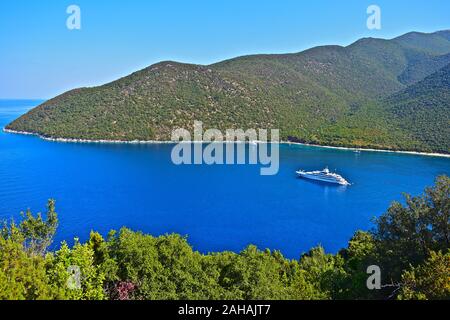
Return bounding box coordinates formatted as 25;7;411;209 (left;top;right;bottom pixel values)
6;29;450;153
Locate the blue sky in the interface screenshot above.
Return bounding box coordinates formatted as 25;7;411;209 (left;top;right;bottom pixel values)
1;0;449;99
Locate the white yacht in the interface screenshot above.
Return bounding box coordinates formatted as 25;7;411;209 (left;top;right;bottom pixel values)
296;167;350;186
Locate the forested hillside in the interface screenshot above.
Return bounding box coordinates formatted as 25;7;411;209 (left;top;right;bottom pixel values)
6;30;450;153
386;63;450;153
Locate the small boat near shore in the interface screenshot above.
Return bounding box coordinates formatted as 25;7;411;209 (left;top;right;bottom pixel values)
296;167;350;186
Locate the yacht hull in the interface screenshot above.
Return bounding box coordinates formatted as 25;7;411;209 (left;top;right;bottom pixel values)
296;171;350;186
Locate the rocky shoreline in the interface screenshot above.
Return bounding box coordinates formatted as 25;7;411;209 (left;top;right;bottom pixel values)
4;127;450;158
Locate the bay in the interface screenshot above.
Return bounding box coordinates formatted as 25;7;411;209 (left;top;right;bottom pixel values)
0;100;449;258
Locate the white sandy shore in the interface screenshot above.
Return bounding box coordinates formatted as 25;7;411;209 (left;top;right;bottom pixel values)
3;127;450;158
285;141;450;158
3;128;172;144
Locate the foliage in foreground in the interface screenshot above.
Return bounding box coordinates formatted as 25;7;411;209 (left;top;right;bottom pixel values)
0;176;448;300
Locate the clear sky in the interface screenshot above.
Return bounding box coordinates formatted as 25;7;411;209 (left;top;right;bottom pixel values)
1;0;449;99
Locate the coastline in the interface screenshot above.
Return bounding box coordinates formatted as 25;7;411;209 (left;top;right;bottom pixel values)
3;127;450;158
2;128;173;144
285;141;450;158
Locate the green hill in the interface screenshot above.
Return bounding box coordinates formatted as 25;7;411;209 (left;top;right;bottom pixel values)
6;30;450;153
385;63;450;153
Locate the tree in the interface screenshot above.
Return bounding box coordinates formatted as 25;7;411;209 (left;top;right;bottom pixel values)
338;231;380;299
19;199;58;256
0;225;54;299
298;246;347;299
398;250;450;300
216;246;298;299
46;240;106;300
424;176;450;249
0;200;104;300
373;175;450;283
0;203;56;299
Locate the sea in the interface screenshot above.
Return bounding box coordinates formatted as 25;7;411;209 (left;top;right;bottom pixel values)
1;99;449;258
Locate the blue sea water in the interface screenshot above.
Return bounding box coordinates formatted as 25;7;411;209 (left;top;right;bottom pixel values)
0;100;449;258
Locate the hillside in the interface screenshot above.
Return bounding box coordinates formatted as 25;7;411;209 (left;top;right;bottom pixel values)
385;63;450;153
6;30;450;153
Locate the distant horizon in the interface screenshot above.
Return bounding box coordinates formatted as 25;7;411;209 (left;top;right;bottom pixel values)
1;27;449;101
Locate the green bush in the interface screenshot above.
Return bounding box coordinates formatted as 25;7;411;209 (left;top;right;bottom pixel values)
0;176;448;300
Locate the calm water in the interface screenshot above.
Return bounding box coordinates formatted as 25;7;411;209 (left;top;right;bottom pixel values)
1;100;449;258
